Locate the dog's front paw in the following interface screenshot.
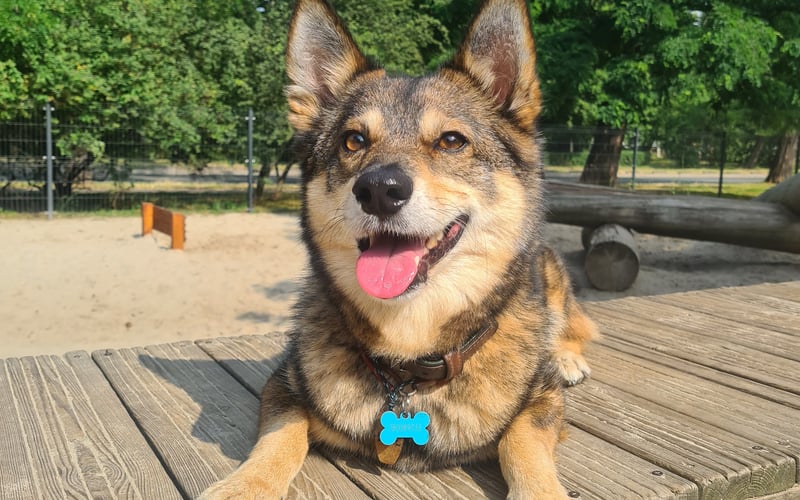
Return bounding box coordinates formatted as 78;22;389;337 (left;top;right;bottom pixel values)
555;350;591;386
198;475;283;500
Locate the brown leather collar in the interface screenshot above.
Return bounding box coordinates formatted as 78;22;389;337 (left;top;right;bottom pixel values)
361;319;498;390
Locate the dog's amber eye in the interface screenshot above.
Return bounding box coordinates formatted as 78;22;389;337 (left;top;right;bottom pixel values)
343;131;367;153
436;132;467;152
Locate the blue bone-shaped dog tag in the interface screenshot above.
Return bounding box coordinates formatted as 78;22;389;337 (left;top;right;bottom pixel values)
379;411;430;445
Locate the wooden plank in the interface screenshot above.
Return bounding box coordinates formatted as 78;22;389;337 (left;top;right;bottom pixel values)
586;343;800;479
755;484;800;499
0;354;180;499
726;281;800;305
196;334;288;395
152;204;174;235
568;380;796;499
93;341;366;499
739;282;800;302
200;334;698;499
591;297;800;360
596;335;800;411
651;288;800;337
585;302;800;394
557;427;698;500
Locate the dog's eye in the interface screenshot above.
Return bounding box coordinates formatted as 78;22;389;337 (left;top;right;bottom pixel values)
436;132;467;152
343;131;367;153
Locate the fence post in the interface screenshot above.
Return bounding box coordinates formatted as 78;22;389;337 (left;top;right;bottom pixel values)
717;131;727;198
44;102;54;219
246;107;254;213
631;127;639;191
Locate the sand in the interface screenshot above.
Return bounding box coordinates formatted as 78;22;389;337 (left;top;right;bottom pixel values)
1;213;798;358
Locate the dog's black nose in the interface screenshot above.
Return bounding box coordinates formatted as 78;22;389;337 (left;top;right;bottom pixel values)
352;165;413;217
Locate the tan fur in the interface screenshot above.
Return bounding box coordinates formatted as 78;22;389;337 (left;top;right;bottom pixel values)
200;379;310;499
499;407;565;499
201;1;596;498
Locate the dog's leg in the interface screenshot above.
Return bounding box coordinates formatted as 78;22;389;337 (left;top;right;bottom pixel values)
538;246;599;385
554;299;598;385
498;404;567;499
200;376;310;500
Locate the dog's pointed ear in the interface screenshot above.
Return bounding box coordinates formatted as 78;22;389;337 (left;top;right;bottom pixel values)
286;0;373;132
451;0;540;129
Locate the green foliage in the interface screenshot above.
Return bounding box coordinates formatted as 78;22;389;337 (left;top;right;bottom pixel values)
334;0;449;75
56;130;105;159
1;0;799;181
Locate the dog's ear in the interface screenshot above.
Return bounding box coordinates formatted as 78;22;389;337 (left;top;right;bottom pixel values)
451;0;540;129
286;0;373;132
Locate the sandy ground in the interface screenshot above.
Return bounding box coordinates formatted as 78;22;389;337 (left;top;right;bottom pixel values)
1;213;798;358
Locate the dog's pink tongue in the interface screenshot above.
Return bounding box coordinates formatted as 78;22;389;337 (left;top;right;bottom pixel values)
356;236;425;299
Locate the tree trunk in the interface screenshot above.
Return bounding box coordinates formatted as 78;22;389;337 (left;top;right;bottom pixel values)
765;133;798;183
579;126;625;187
743;136;766;169
255;162;271;200
54;150;94;197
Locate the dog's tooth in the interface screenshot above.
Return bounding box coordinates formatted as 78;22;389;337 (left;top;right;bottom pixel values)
425;236;439;250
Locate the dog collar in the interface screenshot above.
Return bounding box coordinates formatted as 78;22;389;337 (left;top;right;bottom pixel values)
361;318;498;391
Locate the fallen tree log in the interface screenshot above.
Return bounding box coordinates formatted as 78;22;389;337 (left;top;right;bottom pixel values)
756;173;800;215
545;181;800;254
583;224;640;291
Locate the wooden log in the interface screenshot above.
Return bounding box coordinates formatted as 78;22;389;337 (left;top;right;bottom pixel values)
545;181;800;254
757;173;800;215
583;224;640;291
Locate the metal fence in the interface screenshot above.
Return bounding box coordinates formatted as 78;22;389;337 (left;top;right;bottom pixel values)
0;106;269;216
1;109;793;216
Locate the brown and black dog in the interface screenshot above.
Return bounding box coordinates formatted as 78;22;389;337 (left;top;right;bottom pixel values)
201;0;597;497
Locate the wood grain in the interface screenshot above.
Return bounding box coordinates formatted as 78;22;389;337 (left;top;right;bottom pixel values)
585;301;800;394
0;353;179;499
93;340;366;499
585;344;800;479
568;379;796;499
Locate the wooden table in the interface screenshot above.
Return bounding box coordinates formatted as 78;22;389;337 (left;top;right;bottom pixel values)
2;282;799;499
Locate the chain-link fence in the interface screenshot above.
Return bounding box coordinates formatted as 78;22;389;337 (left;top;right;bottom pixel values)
2;110;795;216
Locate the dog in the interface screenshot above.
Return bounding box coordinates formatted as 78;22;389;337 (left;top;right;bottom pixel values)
201;0;597;497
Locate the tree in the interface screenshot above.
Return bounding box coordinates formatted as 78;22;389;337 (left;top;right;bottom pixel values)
659;1;799;183
531;1;688;186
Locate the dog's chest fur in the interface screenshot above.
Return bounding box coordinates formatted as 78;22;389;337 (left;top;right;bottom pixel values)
285;287;561;471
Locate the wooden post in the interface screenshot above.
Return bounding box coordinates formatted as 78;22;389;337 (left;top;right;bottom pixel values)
171;212;185;250
142;202;154;235
583;224;640;292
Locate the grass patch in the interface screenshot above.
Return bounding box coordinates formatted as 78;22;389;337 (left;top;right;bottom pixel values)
545;164;768;178
623;182;772;199
0;185;302;219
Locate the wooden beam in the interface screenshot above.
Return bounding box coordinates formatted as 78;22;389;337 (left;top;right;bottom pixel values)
545;181;800;254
